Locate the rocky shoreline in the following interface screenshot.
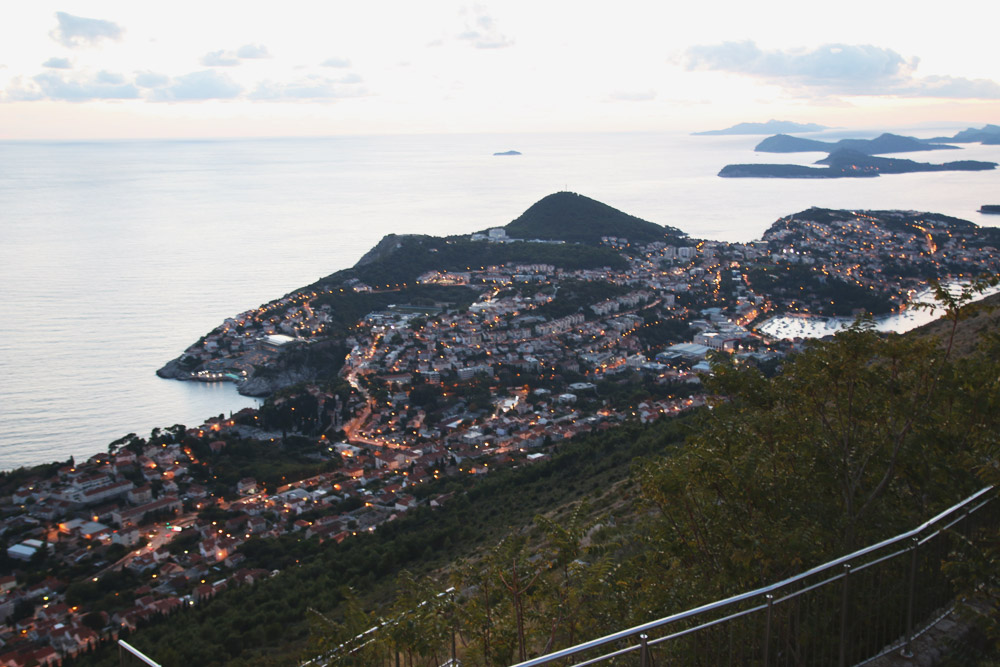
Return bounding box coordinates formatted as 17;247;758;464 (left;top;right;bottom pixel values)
156;357;313;397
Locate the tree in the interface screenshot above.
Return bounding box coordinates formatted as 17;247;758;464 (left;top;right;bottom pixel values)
634;320;984;614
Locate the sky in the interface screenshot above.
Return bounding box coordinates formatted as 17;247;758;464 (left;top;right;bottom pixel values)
2;1;999;139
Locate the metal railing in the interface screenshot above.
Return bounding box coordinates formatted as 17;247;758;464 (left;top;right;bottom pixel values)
118;640;161;667
303;587;459;667
513;486;997;667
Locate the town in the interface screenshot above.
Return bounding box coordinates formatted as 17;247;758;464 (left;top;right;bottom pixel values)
1;204;999;666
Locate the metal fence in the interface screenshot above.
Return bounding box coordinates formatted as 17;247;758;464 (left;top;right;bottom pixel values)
513;486;996;667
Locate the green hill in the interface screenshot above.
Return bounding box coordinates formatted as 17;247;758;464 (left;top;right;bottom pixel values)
501;191;684;244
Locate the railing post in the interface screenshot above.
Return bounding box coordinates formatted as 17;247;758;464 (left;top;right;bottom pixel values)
639;633;651;667
763;594;774;667
901;536;919;658
838;563;851;667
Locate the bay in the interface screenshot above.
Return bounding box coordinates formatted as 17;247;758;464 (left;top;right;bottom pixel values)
1;130;998;471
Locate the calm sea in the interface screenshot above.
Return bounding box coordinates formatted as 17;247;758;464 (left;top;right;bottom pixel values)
2;130;999;471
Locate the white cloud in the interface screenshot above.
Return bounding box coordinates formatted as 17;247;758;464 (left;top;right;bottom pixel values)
249;74;365;101
683;40;1000;100
3;77;46;102
50;12;124;48
896;75;1000;100
457;6;513;49
151;70;243;102
134;71;170;88
95;71;125;85
201;44;273;67
321;57;352;68
201;50;241;67
608;91;657;102
6;71;139;101
43;57;72;69
236;43;271;59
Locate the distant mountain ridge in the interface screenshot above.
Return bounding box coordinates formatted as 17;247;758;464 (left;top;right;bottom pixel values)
501;191;685;244
755;132;958;155
929;124;1000;144
693;120;828;135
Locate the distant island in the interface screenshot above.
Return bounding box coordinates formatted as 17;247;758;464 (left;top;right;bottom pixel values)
693;120;828;136
720;149;997;179
929;124;1000;145
717;126;999;179
755;132;958;155
981;205;1000;214
493;150;521;156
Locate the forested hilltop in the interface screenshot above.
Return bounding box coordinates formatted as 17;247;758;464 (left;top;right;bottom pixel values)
158;193;1000;399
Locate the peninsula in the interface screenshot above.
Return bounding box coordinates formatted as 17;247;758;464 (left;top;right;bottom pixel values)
4;192;1000;667
159;192;1000;398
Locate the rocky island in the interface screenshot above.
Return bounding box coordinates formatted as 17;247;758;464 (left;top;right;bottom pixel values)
714;126;999;179
754;132;958;154
721;149;998;178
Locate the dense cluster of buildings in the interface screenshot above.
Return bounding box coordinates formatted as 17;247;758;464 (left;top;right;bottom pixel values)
4;210;998;664
762;209;1000;308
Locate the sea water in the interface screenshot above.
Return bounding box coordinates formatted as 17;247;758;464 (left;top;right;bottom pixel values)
2;130;999;470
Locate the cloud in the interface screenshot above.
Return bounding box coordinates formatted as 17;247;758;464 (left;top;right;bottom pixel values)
3;77;46;102
7;71;139;101
151;70;243;101
249;74;365;101
457;6;513;49
682;40;1000;100
134;71;170;88
95;71;125;85
608;91;657;102
897;75;1000;99
321;57;352;68
50;11;124;48
236;43;270;59
201;44;273;67
201;50;241;67
43;57;72;69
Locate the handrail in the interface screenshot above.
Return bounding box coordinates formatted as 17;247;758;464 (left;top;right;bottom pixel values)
303;587;458;667
118;640;161;667
512;486;995;667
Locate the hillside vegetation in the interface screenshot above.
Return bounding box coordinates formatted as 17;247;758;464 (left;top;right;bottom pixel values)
75;284;1000;667
501;192;684;245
